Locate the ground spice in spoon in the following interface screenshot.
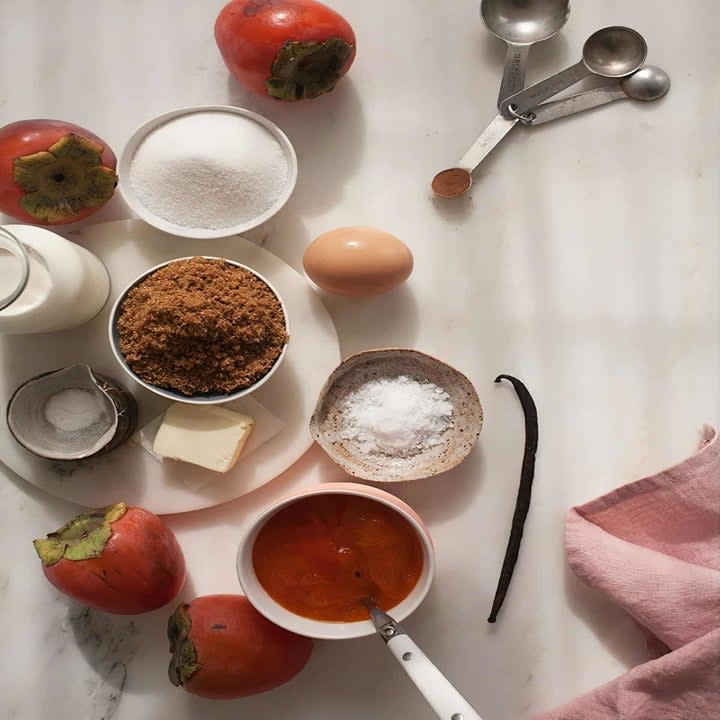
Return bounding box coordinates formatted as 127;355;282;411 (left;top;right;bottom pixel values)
116;257;287;396
488;374;539;623
431;168;472;198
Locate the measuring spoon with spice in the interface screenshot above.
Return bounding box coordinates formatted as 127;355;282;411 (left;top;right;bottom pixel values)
433;0;569;198
431;64;664;198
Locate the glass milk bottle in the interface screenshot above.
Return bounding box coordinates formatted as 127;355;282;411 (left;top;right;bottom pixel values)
0;225;109;334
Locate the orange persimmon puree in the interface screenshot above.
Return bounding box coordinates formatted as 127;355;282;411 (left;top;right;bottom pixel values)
252;494;424;622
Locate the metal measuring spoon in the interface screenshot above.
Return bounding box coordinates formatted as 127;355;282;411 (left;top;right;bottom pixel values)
433;0;570;198
432;115;517;197
431;65;668;198
481;0;570;108
527;65;670;125
499;26;647;118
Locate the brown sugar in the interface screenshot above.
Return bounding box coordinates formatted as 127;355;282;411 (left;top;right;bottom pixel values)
116;257;288;396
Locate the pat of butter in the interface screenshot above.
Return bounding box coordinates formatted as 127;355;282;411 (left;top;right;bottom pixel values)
153;403;255;473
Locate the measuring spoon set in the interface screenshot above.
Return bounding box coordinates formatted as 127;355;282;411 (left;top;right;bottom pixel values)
432;1;670;198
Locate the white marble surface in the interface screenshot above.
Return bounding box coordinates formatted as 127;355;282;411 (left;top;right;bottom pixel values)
1;1;719;719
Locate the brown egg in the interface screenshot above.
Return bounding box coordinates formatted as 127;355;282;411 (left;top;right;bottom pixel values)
303;227;413;296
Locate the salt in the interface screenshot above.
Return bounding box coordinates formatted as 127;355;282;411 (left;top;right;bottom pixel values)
44;388;105;432
338;375;453;457
129;111;290;230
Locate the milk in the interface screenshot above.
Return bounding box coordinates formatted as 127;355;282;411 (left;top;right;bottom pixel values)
0;225;110;334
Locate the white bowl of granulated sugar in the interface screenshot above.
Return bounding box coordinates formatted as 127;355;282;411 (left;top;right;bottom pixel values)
119;106;298;239
310;349;483;482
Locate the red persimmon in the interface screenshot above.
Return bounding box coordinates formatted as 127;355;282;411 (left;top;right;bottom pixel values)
168;594;313;699
0;119;117;225
33;502;185;614
215;0;356;101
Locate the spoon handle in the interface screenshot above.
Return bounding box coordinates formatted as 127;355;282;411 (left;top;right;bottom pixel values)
500;59;589;117
385;632;484;720
498;43;530;109
458;113;518;171
528;83;626;125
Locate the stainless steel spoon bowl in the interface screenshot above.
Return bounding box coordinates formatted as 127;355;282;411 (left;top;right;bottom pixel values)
582;25;648;76
481;0;570;107
499;26;647;117
622;64;671;100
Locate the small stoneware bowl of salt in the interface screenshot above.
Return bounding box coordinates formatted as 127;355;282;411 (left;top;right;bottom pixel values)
310;349;482;482
119;106;298;239
7;364;138;461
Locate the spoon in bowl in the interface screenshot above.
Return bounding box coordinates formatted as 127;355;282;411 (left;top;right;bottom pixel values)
527;64;670;125
481;0;570;108
499;26;648;118
431;65;668;198
364;598;484;720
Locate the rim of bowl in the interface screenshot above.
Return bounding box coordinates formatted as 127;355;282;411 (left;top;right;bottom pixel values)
118;105;298;239
108;256;289;405
236;482;435;640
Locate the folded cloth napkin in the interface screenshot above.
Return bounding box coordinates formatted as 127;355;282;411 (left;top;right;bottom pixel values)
536;424;720;720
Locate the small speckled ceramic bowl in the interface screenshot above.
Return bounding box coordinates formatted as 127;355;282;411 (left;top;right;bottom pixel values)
236;482;435;640
310;349;482;482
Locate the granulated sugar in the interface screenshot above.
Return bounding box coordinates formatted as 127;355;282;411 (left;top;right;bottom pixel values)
130;111;290;229
338;375;453;457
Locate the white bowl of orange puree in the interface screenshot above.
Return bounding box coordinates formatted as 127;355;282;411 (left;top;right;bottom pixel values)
236;482;435;640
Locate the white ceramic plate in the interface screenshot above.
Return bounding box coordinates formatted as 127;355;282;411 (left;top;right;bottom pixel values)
118;105;298;239
0;220;340;514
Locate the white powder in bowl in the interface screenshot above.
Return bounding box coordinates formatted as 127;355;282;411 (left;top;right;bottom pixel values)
129;111;290;230
338;375;454;457
44;388;106;432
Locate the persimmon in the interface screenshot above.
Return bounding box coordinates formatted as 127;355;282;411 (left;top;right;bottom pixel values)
215;0;356;101
33;502;185;614
0;119;117;224
168;595;313;699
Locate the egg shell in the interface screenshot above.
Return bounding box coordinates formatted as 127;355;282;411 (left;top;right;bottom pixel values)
303;227;413;297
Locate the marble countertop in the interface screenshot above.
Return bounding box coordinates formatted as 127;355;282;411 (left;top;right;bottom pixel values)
1;1;718;719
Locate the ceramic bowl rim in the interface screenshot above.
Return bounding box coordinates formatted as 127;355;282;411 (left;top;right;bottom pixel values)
118;105;298;239
108;256;289;405
236;482;435;640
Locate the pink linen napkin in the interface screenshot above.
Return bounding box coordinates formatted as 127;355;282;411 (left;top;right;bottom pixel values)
535;424;720;720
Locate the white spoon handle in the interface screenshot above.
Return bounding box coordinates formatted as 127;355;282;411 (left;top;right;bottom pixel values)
386;633;484;720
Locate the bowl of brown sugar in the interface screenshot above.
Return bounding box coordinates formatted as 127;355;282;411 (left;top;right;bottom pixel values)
109;256;289;404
